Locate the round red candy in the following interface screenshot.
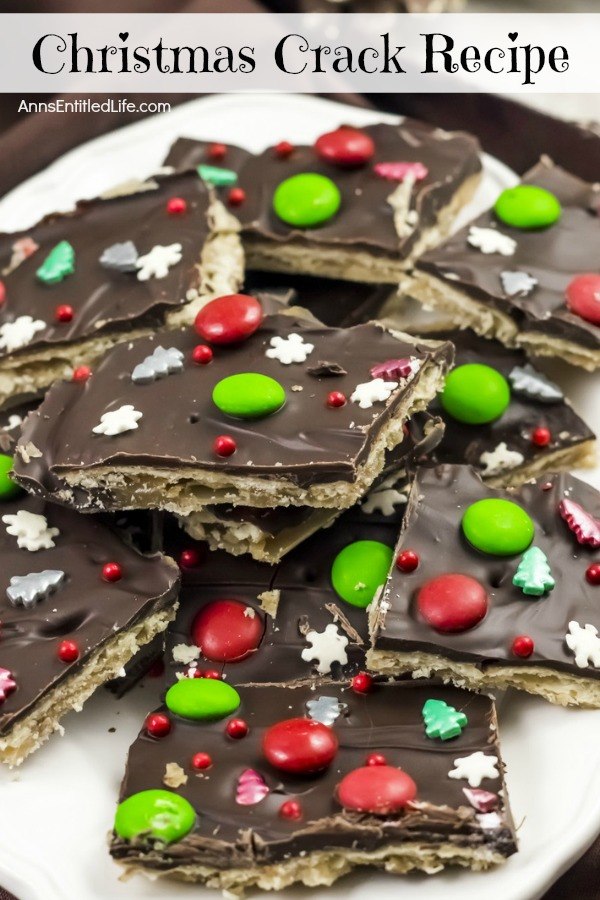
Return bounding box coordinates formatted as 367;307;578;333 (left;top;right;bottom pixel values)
226;718;249;739
72;365;91;383
57;639;79;663
192;344;213;365
565;274;600;325
166;197;187;216
228;187;246;206
396;550;419;573
275;141;294;159
179;548;201;569
511;635;534;658
192;752;212;769
586;563;600;585
327;391;346;408
315;127;375;168
351;672;373;694
208;142;227;160
194;294;263;346
55;304;74;323
213;435;236;457
145;712;171;737
202;669;221;680
262;717;338;774
0;281;5;304
279;800;302;820
416;573;488;633
531;426;551;447
102;562;123;583
366;753;387;767
337;765;417;814
191;599;264;663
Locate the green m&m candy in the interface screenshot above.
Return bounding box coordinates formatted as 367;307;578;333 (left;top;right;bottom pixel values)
165;677;240;720
462;498;534;556
494;185;561;230
114;790;195;844
440;364;510;425
0;454;22;500
331;540;393;608
213;372;285;419
273;173;341;228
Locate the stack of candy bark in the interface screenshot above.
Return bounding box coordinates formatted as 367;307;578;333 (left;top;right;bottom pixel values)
0;118;598;895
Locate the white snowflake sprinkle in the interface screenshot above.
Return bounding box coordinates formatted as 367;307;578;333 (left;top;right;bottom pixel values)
448;752;499;787
0;316;46;353
565;621;600;668
301;624;348;675
136;243;182;281
2;510;60;552
172;644;201;665
92;405;143;437
362;474;407;515
350;378;398;409
266;333;314;365
468;226;516;257
479;442;525;477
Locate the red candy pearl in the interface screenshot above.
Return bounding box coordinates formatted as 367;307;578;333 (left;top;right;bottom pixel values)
166;196;187;216
55;304;73;323
511;635;534;658
102;562;123;583
213;435;237;457
208;142;227;160
192;599;264;663
396;550;419;573
585;563;600;585
228;187;246;206
417;573;488;634
351;672;373;694
0;281;5;304
179;548;201;569
262;718;338;774
145;712;171;737
192;344;213;365
275;141;294;159
327;391;346;408
194;293;263;346
565;274;600;325
226;718;249;739
58;640;79;663
192;752;212;769
366;753;387;767
531;426;551;447
337;765;417;814
72;365;91;383
202;669;221;680
279;800;302;820
315;126;375;168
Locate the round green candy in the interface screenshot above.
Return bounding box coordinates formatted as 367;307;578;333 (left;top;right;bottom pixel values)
165;677;240;721
273;173;341;228
212;372;285;419
440;364;510;425
462;498;534;556
494;185;561;230
331;540;394;608
0;454;22;500
114;790;195;844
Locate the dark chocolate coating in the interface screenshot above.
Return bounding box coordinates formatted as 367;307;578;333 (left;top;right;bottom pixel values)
0;172;211;360
164;121;482;261
0;493;180;736
374;465;600;680
426;329;595;472
416;160;600;350
111;680;515;870
13;311;452;505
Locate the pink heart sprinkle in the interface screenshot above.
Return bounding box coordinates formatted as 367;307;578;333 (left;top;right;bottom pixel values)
559;498;600;548
370;359;414;381
0;667;16;703
236;768;270;806
463;787;499;813
374;162;429;182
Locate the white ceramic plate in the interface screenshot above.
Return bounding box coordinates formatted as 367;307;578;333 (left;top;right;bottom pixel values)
0;94;598;900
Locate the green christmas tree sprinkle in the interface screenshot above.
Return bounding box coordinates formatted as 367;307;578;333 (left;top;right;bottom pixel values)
197;165;238;187
36;241;75;285
422;698;468;741
512;546;555;597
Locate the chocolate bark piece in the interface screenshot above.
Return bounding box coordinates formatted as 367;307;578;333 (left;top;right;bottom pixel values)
110;680;516;889
163;121;482;284
378;307;595;486
368;465;600;708
13;310;453;514
0;494;179;766
0;171;243;408
179;413;444;562
409;158;600;370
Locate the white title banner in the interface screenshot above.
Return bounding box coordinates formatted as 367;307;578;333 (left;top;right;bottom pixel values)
0;13;597;93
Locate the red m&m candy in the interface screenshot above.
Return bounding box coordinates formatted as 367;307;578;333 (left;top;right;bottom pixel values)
262;718;338;774
337;765;417;813
565;274;600;326
191;600;264;663
315;127;375;168
416;573;489;633
194;294;263;346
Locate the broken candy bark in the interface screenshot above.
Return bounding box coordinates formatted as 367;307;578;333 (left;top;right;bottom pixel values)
110;680;516;891
368;465;600;707
409;158;600;370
